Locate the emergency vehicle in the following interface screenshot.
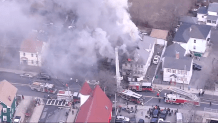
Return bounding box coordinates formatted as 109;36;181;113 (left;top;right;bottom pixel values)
73;92;80;103
118;90;144;105
30;82;57;94
164;87;200;106
128;82;152;92
57;90;73;102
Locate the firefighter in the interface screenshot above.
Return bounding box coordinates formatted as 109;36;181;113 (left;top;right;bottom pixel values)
202;91;205;96
159;98;161;103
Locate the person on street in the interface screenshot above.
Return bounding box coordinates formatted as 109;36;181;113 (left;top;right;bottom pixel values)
202;91;205;96
157;92;160;97
199;92;201;96
159;98;161;103
22;95;24;100
210;102;212;106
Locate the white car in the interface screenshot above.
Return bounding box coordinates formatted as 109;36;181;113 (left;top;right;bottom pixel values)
116;116;130;122
20;73;33;78
153;55;160;64
14;116;22;123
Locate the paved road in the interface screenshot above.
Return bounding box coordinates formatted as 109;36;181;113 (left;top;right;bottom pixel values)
0;72;82;98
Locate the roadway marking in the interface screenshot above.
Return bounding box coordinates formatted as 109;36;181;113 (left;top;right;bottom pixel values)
144;97;153;104
11;83;30;86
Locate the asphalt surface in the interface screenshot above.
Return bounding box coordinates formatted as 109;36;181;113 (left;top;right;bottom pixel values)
0;72;82;98
1;71;218;113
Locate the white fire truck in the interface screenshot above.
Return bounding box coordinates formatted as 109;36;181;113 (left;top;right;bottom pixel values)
118;90;144;105
164;87;200;106
30;82;57;94
128;82;152;92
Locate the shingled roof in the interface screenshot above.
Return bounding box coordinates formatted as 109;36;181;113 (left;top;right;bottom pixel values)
76;85;112;123
80;82;92;95
173;24;211;43
20;36;44;53
0;80;17;107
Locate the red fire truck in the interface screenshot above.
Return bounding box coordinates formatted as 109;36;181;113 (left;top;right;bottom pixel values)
164;87;200;106
128;82;152;92
30;82;57;94
119;90;144;105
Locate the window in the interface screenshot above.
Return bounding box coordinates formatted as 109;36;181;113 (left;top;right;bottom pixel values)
178;70;181;74
177;77;181;81
3;108;7;113
167;69;171;73
172;69;176;74
183;70;187;75
212;21;216;24
193;46;196;49
3;116;7;121
207;20;212;23
31;54;33;57
23;53;25;56
202;16;204;18
31;60;34;64
194;40;196;43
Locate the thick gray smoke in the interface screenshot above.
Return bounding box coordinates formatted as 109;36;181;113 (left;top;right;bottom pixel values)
0;0;139;79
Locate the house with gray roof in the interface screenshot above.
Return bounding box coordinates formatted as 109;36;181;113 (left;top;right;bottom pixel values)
206;3;218;26
162;43;193;84
122;35;156;82
197;7;208;22
173;23;211;54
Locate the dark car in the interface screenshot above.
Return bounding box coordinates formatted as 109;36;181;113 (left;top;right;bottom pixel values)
37;73;51;80
138;119;144;123
159;109;168;120
193;63;202;71
150;118;158;123
152;109;159;118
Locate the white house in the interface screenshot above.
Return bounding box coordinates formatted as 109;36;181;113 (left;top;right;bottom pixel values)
206;3;218;26
197;7;208;22
173;24;211;55
19;36;47;67
122;35;156;82
162;43;193;84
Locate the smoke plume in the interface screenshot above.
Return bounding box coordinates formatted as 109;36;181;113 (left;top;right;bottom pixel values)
0;0;139;79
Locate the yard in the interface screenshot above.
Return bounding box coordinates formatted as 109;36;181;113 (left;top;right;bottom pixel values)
129;0;196;30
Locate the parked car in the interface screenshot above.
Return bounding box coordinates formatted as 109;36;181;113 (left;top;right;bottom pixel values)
159;109;168;120
116;116;130;123
36;73;51;80
150;117;158;123
153;55;160;64
20;73;34;78
13;116;22;123
193;63;202;71
138;119;144;123
152;109;159;118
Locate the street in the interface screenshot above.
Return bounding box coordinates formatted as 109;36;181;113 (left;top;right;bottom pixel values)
0;72;82;98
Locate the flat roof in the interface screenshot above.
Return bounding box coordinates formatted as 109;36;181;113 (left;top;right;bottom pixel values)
150;29;169;40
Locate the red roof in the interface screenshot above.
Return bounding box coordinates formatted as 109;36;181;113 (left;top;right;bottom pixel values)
76;85;112;123
80;82;92;95
20;35;44;53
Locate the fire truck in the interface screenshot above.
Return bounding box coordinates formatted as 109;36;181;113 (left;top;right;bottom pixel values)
118;90;144;105
128;82;152;92
164;87;200;106
73;92;80;103
30;82;57;94
57;90;73;102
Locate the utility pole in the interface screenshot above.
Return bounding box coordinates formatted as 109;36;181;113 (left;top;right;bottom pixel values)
183;65;186;90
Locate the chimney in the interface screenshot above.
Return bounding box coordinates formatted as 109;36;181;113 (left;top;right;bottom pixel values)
190;27;192;32
176;52;179;59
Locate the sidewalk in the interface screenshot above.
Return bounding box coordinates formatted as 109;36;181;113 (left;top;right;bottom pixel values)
0;67;38;76
29;98;45;122
153;83;218;96
66;103;80;122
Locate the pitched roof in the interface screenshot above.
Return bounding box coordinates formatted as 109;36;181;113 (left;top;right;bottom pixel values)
208;3;218;13
210;28;218;42
76;85;112;123
207;15;218;21
163;43;192;70
0;80;17;106
20;35;44;53
150;29;169;40
173;24;211;43
197;7;207;14
179;16;198;24
80;82;92;95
